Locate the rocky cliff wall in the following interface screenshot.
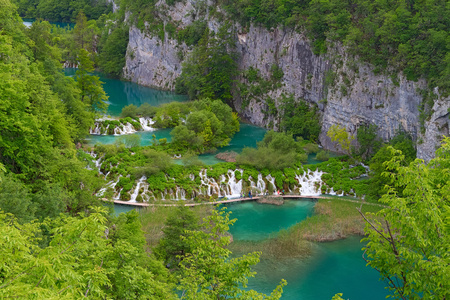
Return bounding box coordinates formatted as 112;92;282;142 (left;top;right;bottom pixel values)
122;3;449;161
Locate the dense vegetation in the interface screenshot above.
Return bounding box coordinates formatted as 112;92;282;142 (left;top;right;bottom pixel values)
13;0;112;22
0;0;109;220
362;137;450;299
219;0;449;92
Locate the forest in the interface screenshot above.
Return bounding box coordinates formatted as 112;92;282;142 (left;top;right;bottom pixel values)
1;0;449;298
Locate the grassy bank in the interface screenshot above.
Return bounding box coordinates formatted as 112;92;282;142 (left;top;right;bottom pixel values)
228;198;382;259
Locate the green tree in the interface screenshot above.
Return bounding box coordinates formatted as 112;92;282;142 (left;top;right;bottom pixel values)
237;131;306;169
280;95;321;141
360;139;450;299
178;208;286;299
0;173;35;224
0;207;176;299
121;104;139;118
75;48;108;114
354;124;382;160
327;124;354;155
154;206;199;267
98;25;129;77
175;24;238;102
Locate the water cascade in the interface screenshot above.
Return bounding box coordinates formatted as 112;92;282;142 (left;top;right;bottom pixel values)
139;117;155;131
295;170;323;196
114;122;136;135
129;176;148;203
256;174;266;195
227;170;242;198
265;175;276;193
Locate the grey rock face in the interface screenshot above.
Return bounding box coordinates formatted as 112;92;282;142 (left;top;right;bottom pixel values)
123;26;186;90
122;8;449;161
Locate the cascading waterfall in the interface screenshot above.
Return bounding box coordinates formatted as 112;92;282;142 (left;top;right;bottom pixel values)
139;117;155;131
101;167;363;203
90;123;101;135
295;170;323;196
114;122;136;135
226;170;242;198
256;174;266;195
129;176;147;203
265;175;276;193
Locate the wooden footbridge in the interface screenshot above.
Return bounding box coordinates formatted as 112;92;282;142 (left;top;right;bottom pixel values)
105;194;385;208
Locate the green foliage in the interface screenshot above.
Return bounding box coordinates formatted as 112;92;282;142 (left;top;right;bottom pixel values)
0;173;35;224
175;25;238;102
154;206;199;267
327;124;354;155
280;95;321;141
362;139;450;299
220;0;449;93
316;150;330;161
170;98;240;153
121;104;139;118
270;63;284;81
176;20;207;46
178;208;286;299
75;48;109;114
353;124;382;160
367;131;416;200
98;24;129;77
0;207;176;298
137;103;158;117
237;131;305;169
15;0;112;22
0;2;103;218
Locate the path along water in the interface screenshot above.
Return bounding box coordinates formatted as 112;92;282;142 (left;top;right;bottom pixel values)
81;71;387;298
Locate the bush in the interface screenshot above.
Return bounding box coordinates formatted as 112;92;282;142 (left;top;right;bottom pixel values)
316;150;330;161
121;104;139;118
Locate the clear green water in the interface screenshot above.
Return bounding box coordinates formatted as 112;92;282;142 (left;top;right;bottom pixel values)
64;68;188;117
23;18;74;29
225;200;316;241
106;202;140;216
88;124;267;165
224;200;389;299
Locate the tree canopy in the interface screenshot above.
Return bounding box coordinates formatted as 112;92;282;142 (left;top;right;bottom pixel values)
361;138;450;299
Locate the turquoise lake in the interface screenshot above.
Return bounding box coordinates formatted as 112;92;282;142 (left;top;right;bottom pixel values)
111;201;389;299
64;68;187;116
224;200;389;300
68;69;332;165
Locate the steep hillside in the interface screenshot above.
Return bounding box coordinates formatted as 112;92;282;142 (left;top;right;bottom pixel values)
118;0;448;161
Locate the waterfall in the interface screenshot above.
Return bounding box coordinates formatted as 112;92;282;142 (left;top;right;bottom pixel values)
114;122;136;135
199;169;220;196
295;170;323;196
139;117;155;131
175;186;186;200
90;123;101;135
266;175;276;194
256;174;266;195
129;176;147;203
226;170;242;198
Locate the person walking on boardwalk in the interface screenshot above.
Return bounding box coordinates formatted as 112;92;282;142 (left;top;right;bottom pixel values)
248;190;252;199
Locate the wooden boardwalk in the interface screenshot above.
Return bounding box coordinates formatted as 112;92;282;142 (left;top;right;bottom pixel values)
105;194;385;208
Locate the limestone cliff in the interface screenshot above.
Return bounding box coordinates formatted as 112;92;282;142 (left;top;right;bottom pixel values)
122;2;449;161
